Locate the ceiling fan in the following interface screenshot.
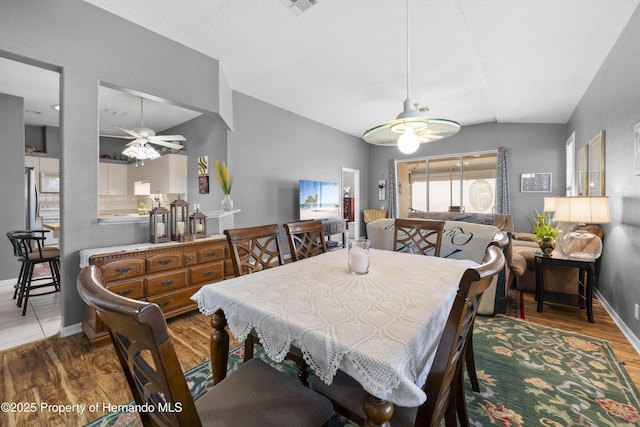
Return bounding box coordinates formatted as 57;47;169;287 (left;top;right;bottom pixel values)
101;97;186;151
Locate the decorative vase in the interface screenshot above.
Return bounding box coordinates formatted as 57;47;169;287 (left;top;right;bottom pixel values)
537;238;556;255
221;194;233;211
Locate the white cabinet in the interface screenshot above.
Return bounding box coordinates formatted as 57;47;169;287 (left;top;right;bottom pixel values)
129;154;187;195
25;156;59;176
99;162;128;195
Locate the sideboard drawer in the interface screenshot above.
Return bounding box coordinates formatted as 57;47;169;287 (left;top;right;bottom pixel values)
197;245;226;264
147;252;183;273
189;261;224;285
106;278;144;299
98;259;146;282
145;270;188;296
147;287;198;314
183;251;198;266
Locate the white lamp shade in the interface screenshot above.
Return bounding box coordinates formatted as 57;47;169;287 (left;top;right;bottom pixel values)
543;197;556;212
553;197;611;224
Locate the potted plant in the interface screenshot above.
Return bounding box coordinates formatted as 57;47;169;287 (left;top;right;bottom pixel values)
214;160;234;211
535;223;560;255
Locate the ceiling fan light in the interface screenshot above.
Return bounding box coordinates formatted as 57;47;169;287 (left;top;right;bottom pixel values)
398;128;420;154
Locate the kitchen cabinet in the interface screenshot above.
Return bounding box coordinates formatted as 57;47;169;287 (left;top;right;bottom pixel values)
81;236;233;349
130;153;187;195
25;155;59;176
99;162;128;195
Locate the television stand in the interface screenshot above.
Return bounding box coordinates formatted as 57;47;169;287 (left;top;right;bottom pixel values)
321;218;347;249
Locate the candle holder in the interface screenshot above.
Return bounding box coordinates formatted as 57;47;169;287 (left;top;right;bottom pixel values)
149;203;170;243
348;239;370;274
189;204;207;238
170;197;189;241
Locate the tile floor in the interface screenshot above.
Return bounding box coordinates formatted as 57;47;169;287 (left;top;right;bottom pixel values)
0;266;61;352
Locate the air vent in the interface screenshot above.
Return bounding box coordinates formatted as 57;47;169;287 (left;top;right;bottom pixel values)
279;0;319;15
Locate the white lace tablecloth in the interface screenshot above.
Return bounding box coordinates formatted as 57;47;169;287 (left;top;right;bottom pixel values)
192;248;476;407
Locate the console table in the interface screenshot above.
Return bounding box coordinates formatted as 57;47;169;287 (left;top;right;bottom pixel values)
322;218;347;248
535;251;596;323
79;235;232;349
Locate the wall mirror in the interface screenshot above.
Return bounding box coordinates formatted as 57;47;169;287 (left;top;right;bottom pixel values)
576;145;588;196
587;130;605;196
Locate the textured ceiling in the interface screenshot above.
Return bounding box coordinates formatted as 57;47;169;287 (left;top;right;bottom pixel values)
5;1;640;139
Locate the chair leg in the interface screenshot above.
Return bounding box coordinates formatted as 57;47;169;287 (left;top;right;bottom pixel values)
465;332;480;392
244;334;255;362
456;364;470;427
13;262;26;300
20;263;36;316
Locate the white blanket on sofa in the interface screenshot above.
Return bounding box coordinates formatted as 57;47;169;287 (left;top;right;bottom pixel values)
367;219;500;263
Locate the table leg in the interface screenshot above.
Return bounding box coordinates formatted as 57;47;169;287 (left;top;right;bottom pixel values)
362;393;394;427
535;256;544;313
586;264;595;323
210;309;230;384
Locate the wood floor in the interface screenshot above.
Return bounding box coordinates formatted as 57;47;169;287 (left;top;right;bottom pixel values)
1;290;639;426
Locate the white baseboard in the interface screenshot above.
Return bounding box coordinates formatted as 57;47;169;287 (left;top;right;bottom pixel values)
60;322;83;337
595;289;640;356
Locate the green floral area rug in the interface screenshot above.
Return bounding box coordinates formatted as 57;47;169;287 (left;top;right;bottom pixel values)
86;316;640;426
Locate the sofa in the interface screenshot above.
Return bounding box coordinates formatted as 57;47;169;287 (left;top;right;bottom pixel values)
510;224;605;302
366;211;514;316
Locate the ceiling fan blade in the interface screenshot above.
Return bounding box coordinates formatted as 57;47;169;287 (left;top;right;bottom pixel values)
149;140;184;150
112;124;141;138
99;134;134;140
149;134;187;142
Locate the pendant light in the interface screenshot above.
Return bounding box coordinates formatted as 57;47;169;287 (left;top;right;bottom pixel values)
363;0;460;154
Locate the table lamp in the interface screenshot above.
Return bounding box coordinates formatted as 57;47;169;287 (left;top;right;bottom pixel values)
553;196;610;260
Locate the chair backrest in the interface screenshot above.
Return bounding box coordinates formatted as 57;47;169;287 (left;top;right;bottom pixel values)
393;218;445;256
283;220;328;262
224;224;285;276
363;209;387;224
414;245;505;426
8;230;54;260
76;265;201;427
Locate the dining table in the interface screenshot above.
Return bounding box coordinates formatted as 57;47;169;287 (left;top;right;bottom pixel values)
191;247;477;426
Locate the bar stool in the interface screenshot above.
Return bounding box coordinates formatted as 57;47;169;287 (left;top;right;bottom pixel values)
8;230;60;316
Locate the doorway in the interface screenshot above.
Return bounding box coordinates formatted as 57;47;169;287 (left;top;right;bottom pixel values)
342;167;360;239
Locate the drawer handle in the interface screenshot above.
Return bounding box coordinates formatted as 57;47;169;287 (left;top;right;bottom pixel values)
203;271;213;277
115;267;131;274
206;251;218;257
161;280;174;287
118;288;134;296
159;300;171;307
159;259;173;265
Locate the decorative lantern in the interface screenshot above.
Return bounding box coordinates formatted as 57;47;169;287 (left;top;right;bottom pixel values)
170;197;189;241
189;204;207;238
149;204;170;243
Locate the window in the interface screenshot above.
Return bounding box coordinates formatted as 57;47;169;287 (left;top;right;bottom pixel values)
566;132;575;196
396;151;498;215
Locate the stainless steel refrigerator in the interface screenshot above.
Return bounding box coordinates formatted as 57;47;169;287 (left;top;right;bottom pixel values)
25;167;38;229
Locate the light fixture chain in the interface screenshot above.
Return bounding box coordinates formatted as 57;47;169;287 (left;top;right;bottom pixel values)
406;0;411;100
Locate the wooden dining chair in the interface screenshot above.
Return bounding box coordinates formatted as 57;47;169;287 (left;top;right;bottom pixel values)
284;220;328;262
76;265;334;427
393;218;445;256
224;224;310;383
224;224;285;276
314;245;505;427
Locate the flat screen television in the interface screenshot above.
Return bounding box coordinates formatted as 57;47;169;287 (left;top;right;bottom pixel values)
299;179;340;220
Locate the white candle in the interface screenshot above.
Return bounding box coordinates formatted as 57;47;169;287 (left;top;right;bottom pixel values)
195;223;203;233
349;246;369;274
156;222;165;237
177;221;185;235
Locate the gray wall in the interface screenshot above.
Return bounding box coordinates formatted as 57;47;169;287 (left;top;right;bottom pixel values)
0;0;231;327
568;4;640;339
0;93;26;278
228;92;370;232
369;122;568;232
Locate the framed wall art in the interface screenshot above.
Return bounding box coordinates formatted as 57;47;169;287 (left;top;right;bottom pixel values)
587;130;605;196
198;155;209;175
521;172;552;193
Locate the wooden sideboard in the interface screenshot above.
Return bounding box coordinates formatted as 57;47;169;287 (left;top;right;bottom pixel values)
81;236;233;349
